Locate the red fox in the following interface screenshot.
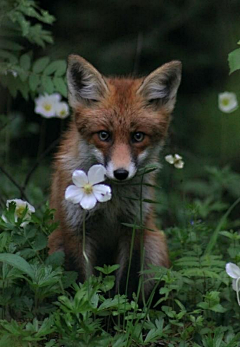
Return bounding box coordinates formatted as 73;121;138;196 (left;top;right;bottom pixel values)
48;55;181;299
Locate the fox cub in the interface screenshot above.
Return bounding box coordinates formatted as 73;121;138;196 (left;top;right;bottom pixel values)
48;55;181;299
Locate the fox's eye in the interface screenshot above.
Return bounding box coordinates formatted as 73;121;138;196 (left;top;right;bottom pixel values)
132;132;145;143
98;131;110;142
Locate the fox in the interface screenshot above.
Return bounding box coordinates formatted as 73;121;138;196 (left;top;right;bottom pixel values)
48;54;182;300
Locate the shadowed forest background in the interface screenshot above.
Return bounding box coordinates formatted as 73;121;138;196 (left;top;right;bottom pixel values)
1;1;240;225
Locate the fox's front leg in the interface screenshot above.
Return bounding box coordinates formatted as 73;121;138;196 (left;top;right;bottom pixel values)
48;228;64;254
48;228;93;282
143;229;169;297
115;228;169;299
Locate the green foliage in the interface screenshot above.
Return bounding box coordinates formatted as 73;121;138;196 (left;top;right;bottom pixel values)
0;166;240;346
229;47;240;74
0;0;67;99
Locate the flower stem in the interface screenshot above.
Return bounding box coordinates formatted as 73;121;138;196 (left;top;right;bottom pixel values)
236;277;240;306
82;210;89;272
138;169;146;305
82;210;90;300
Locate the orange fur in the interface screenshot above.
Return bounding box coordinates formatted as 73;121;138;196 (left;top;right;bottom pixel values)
48;55;181;299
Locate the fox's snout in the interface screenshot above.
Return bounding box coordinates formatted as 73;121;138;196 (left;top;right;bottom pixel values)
106;160;137;181
103;142;137;181
113;169;129;180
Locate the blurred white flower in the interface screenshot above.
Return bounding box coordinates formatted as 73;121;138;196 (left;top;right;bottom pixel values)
34;93;61;118
218;92;238;113
34;93;70;119
3;70;18;77
226;262;240;306
165;154;184;169
2;199;35;227
55;102;69;119
65;165;112;210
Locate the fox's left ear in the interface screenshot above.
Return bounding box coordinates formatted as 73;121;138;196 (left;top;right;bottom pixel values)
137;61;182;113
67;55;109;108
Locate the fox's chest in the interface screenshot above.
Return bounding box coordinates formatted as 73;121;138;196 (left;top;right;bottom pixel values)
64;183;150;239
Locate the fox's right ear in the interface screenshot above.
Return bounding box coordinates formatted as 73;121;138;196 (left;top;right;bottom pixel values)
137;61;182;113
67;55;109;108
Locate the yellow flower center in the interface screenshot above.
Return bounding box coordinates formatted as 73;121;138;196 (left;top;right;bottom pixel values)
16;205;26;218
83;184;93;194
43;103;52;111
59;110;66;117
222;98;230;106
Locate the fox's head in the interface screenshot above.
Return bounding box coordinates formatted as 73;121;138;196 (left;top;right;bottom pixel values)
67;55;181;181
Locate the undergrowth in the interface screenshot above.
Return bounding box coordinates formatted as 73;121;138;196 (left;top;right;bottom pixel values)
0;166;240;347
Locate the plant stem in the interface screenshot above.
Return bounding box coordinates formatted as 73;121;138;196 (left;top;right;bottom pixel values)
205;196;240;255
138;170;146;306
82;210;90;300
236;277;240;306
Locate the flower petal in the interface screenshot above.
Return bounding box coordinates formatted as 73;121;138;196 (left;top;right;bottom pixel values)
165;155;174;164
218;92;238;113
65;185;84;203
174;160;184;169
174;154;182;160
80;194;97;210
93;184;112;202
88;165;107;185
6;199;35;213
55;102;69;119
72;170;88;187
226;262;240;279
51;93;61;102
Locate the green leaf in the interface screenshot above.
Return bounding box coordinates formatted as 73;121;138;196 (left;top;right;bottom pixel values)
0;49;18;64
45;251;65;267
20;53;31;70
210;304;227;313
0;39;23;51
44;60;67;76
112;335;128;347
229;48;240;74
181;269;221;279
101;276;115;292
33;233;47;251
205;197;240;255
33;57;50;73
29;74;40;91
55;60;67;76
95;264;120;274
144;327;163;343
35;316;55;337
53;76;67;97
41;74;54;94
0;253;34;279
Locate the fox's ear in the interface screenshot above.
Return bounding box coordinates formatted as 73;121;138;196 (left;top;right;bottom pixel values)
137;61;182;113
67;55;109;107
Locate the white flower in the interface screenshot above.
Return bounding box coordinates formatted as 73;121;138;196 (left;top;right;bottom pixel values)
226;262;240;291
65;165;112;210
34;93;61;118
218;92;238;113
4;70;18;77
55;102;69;119
165;154;184;169
2;199;35;227
226;262;240;306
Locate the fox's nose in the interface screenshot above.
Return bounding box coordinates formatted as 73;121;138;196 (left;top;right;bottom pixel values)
114;169;129;180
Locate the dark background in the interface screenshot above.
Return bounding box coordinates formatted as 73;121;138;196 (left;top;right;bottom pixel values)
8;0;240;161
